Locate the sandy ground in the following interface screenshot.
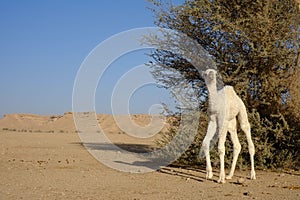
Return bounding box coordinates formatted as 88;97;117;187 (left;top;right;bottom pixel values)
0;114;299;199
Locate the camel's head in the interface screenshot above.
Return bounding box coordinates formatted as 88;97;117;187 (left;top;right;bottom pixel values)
201;69;217;84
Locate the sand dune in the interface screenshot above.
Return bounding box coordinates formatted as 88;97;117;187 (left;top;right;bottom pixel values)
0;112;76;132
0;112;167;149
0;112;167;134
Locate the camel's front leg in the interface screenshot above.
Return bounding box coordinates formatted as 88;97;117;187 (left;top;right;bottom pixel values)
202;115;217;179
217;121;228;184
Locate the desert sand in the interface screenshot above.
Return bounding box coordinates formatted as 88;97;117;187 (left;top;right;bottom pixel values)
0;113;299;199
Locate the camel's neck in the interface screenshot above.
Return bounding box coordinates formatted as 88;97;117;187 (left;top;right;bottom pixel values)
207;83;218;107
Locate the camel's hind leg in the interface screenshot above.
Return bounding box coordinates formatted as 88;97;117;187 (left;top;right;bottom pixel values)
238;105;256;180
226;118;241;180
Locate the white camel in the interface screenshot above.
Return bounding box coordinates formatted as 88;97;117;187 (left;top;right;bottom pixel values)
201;69;256;183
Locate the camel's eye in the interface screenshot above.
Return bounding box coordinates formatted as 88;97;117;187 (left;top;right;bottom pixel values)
208;71;214;79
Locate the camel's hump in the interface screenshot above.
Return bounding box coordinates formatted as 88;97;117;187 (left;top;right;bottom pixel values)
224;85;234;91
222;85;238;96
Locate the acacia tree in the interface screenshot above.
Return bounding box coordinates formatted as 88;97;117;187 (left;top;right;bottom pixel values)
149;0;300;169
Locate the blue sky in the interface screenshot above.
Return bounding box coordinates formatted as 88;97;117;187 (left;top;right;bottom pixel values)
0;0;184;117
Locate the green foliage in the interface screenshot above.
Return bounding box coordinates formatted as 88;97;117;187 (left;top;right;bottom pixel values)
149;0;300;169
245;109;298;169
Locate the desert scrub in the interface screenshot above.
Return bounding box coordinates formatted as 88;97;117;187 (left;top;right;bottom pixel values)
157;109;299;170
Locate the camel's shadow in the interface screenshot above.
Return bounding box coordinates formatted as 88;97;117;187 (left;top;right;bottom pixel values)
158;165;208;183
159;165;253;184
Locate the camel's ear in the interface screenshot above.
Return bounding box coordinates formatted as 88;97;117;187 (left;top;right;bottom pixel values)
200;70;205;78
